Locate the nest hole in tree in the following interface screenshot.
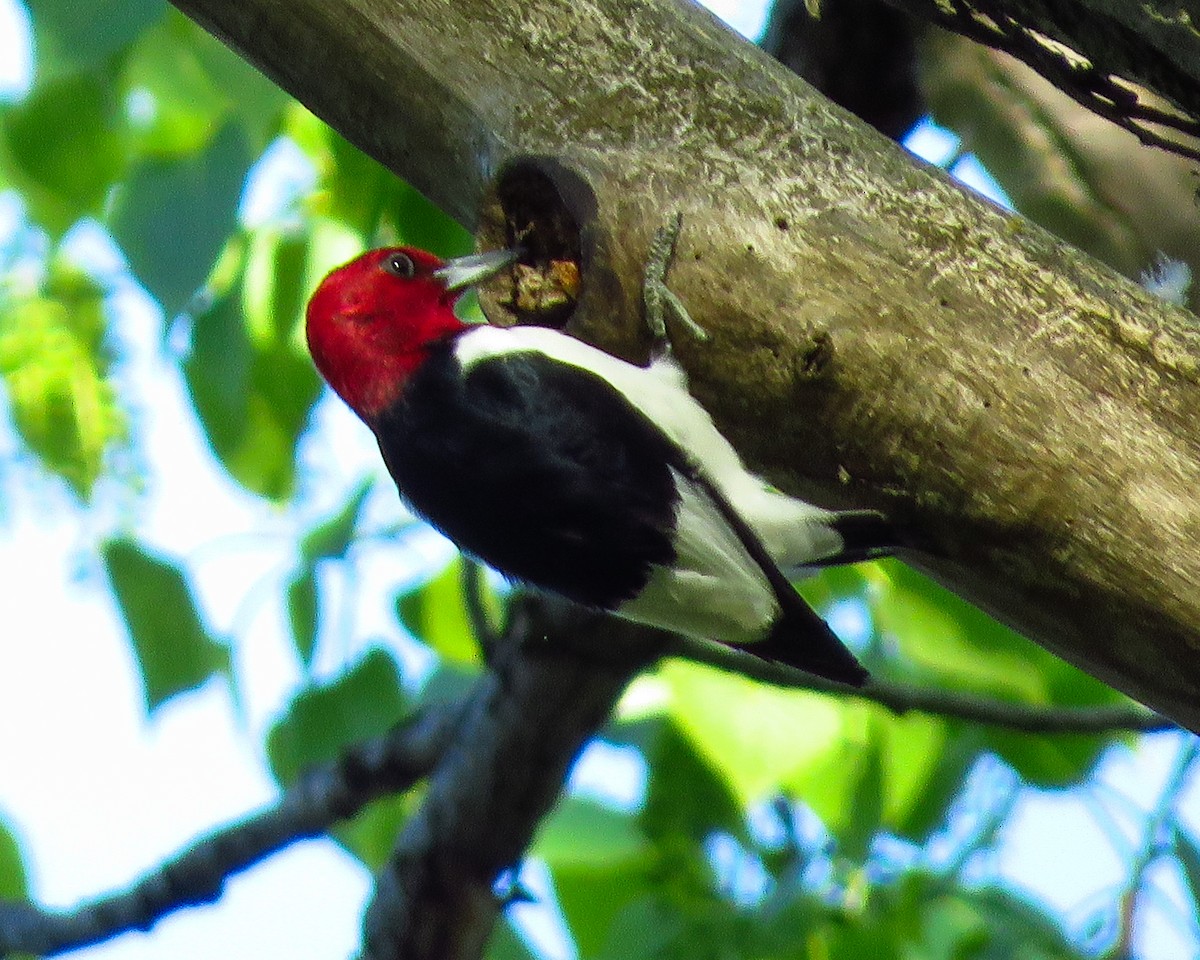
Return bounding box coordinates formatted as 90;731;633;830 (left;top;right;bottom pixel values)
477;160;588;329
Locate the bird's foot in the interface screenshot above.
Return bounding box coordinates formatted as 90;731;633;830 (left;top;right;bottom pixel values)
643;212;710;345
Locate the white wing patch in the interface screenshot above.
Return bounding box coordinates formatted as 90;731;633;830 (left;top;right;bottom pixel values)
454;326;847;574
616;469;778;645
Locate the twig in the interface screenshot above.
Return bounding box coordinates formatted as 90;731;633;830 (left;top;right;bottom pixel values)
668;636;1175;733
461;559;502;657
0;703;464;958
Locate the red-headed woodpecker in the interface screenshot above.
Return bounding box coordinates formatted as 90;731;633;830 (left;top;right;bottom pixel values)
305;225;894;686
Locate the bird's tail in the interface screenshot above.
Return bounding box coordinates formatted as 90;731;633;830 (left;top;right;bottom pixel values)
735;601;869;687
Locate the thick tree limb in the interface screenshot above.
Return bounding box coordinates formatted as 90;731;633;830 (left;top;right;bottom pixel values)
361;603;661;960
172;0;1200;732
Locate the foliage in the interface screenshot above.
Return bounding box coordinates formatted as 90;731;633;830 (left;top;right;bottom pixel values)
0;2;1194;960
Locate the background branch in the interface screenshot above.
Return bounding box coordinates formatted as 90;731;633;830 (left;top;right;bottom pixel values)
0;704;461;958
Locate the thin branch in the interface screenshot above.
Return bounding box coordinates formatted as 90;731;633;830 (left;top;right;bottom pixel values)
667;636;1176;733
0;703;464;959
461;559;502;657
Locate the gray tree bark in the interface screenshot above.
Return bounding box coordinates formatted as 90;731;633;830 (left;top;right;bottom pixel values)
169;0;1200;730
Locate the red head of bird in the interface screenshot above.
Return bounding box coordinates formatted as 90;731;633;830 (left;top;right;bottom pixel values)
306;245;516;421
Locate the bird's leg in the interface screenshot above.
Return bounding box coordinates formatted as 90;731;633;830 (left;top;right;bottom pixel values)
643;212;710;346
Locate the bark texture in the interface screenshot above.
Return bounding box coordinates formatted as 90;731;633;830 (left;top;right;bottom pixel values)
169;0;1200;722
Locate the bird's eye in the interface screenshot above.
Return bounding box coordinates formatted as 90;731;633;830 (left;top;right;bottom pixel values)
384;252;416;278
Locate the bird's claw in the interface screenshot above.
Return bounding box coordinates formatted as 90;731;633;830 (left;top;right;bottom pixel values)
643;212;710;345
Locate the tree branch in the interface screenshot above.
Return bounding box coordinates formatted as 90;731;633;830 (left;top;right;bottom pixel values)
666;636;1174;733
0;704;462;958
889;0;1200;161
360;600;664;960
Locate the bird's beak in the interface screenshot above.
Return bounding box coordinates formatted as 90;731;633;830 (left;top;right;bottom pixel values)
434;249;519;292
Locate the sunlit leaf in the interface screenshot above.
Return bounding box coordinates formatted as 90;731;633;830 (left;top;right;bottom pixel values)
396;558;480;665
120;13;229;157
886;718;981;841
108;122;251;315
102;538;229;713
869;562;1117;787
653;657;850;808
0;276;125;497
873;563;1047;703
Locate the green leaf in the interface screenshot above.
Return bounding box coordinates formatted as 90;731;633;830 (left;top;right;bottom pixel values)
266;649;412;867
186;19;287;152
484;919;540;960
183;262;252;451
594;897;685;960
872;562;1113;788
183;231;323;499
266;648;408;787
0;817;28;900
886;718;980;842
25;0;165;80
108;122;251;315
537;798;657;957
120;13;229;157
0;273;125;497
841;734;883;862
536;798;650;868
2;70;128;233
286;570;319;667
653;658;851;808
390;180;473;256
102;538;229;713
334;793;416;873
396;558;480;665
300;480;373;564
